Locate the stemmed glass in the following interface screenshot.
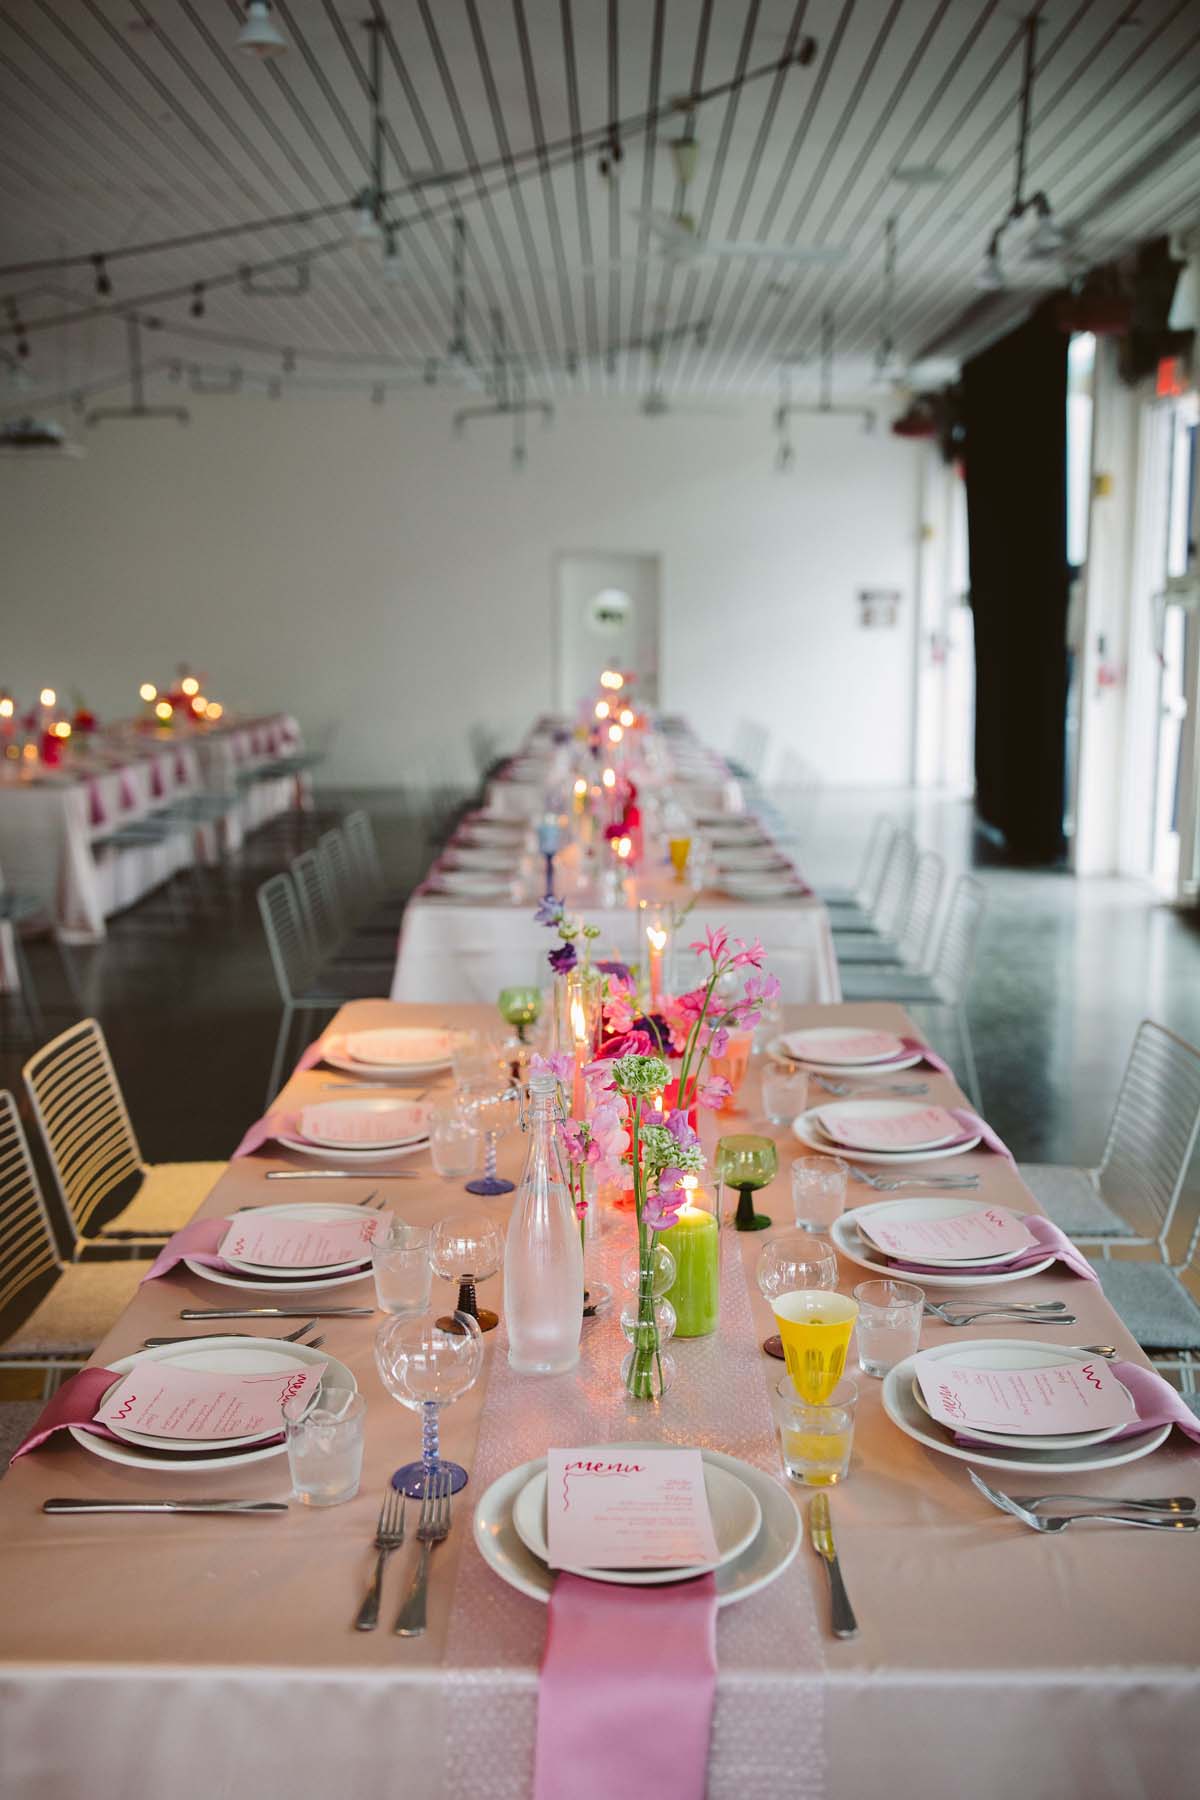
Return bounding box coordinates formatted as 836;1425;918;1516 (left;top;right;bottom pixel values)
756;1231;839;1360
375;1310;484;1498
457;1076;521;1197
497;986;542;1043
430;1213;505;1333
716;1133;779;1232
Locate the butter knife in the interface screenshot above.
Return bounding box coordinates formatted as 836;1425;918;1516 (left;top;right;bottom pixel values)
43;1498;288;1515
809;1493;858;1639
180;1305;375;1319
265;1169;419;1180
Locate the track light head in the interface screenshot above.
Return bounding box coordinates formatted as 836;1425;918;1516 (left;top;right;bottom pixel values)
975;243;1006;292
237;1;287;58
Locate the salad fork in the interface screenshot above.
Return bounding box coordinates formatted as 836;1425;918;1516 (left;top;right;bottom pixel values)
812;1077;930;1098
969;1470;1199;1533
851;1171;980;1192
394;1469;452;1638
355;1483;407;1631
1015;1491;1195;1515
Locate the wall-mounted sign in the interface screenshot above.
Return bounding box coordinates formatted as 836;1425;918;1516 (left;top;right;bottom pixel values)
858;588;902;629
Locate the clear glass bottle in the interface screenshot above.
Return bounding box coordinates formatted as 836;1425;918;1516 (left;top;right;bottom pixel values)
503;1074;584;1375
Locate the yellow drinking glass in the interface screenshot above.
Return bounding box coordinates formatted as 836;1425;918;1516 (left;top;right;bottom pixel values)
668;836;692;879
770;1289;859;1403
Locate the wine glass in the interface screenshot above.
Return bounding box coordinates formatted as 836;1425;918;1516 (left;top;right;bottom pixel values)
457;1076;521;1197
497;985;542;1044
716;1133;779;1232
375;1310;484;1498
452;1031;507;1085
430;1213;505;1332
756;1230;839;1360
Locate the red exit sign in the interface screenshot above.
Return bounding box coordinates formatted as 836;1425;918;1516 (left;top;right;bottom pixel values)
1157;355;1188;397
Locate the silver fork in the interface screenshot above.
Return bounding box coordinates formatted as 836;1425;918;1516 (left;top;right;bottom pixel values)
1015;1491;1195;1514
969;1470;1200;1533
394;1469;452;1638
852;1171;981;1192
812;1077;930;1097
354;1482;407;1631
932;1310;1077;1326
142;1319;318;1349
923;1300;1073;1327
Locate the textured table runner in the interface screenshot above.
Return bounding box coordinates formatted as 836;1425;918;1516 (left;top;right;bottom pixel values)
443;1219;827;1800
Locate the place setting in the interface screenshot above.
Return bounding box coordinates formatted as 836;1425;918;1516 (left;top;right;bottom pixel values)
770;1024;937;1077
830;1190;1099;1289
315;1026;459;1082
141;1200;392;1296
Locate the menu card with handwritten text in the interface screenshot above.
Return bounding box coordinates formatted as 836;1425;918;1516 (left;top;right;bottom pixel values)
218;1212;391;1269
95;1361;328;1440
913;1352;1136;1436
857;1204;1035;1262
545;1447;720;1570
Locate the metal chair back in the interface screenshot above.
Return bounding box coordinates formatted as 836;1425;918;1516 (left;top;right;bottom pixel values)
343;811;385;906
857;816;898;911
23;1019;142;1253
257;873;318;1007
0;1091;61;1336
292;849;340;959
1097;1020;1200;1253
874;831;917;936
929;875;987;1003
897;849;946;970
318;827;360;923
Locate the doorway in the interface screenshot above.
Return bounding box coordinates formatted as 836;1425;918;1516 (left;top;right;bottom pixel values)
555;553;661;710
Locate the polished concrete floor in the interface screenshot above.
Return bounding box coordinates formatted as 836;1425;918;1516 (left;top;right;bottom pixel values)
4;785;1200;1231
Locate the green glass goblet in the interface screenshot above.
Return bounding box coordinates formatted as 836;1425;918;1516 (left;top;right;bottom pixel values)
716;1134;778;1232
497;985;542;1044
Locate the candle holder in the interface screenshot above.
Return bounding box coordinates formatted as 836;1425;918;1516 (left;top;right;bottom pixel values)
658;1178;720;1337
565;965;602;1114
716;1134;778;1232
638;899;672;1009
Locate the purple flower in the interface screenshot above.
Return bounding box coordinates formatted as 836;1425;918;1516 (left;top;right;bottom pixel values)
643;1182;688;1231
664;1110;699;1151
531;1050;573;1085
548;942;577;974
697;1075;733;1110
535;896;565;927
596;959;633;983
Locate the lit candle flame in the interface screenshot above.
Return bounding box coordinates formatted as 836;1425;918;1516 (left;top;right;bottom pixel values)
616;835;631;859
191;695;207;713
155;700;172;721
601;768;616;790
619;707;635;727
647;924;667;953
205;701;224;720
608;723;623;743
569;994;588;1047
594;700;610;720
40;688;56;708
573;777;588;797
0;697;13;719
181;676;200;697
139;683;157;703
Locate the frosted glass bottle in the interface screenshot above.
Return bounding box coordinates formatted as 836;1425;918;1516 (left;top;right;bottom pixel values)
503;1074;584;1375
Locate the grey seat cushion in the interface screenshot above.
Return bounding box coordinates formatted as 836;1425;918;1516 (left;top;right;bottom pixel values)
1018;1164;1134;1238
836;968;940;1002
0;1402;44;1472
1092;1260;1200;1352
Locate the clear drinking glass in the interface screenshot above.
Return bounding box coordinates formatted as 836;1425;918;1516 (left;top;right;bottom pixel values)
853;1278;924;1377
756;1230;838;1360
790;1156;848;1234
430;1101;481;1179
285;1389;366;1507
370;1223;432;1317
375;1310;484;1497
761;1065;809;1125
774;1374;858;1487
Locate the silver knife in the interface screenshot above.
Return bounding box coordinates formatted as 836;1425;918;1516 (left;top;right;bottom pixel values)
265;1169;420;1181
180;1306;375;1319
43;1498;288;1515
810;1493;858;1639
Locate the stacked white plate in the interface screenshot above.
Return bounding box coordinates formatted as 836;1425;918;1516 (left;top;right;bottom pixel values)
793;1099;981;1165
771;1025;924;1077
712;845;794;871
434;868;513;899
71;1336;355;1474
474;1443;802;1609
278;1096;431;1162
832;1196;1055;1289
322;1026;458;1078
185;1200;382;1294
883;1340;1168;1474
444;846;520;872
721;872;806;899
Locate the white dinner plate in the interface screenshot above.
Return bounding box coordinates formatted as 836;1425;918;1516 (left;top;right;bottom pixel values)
474;1445;802;1610
434;870;513;899
219;1200;383;1278
882;1345;1166;1473
342;1027;458;1071
853;1197;1037;1269
510;1461;762;1585
294;1097;432;1152
831;1210;1055;1289
274;1131;429;1164
768;1036;924;1078
907;1341;1134;1450
793;1108;980;1165
812;1100;962;1155
721;875;806;900
102;1339;331;1452
713;846;793;871
444;848;520;872
182;1255;373;1294
70;1338;355;1473
776;1027;909;1067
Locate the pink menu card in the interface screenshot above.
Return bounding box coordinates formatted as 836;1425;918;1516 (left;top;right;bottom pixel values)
818;1104;960;1151
857;1204;1035;1261
218;1212;392;1269
545;1448;720;1571
95;1361;328;1440
913;1352;1136;1435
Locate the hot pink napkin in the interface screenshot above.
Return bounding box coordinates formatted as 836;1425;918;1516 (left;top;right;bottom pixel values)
950;1109;1014;1161
231;1110;298;1159
9;1367;121;1460
901;1037;951;1073
956;1360;1200;1447
119;772;137;811
533;1572;718;1800
141;1216;229;1280
891;1213;1099;1282
87;780;106;827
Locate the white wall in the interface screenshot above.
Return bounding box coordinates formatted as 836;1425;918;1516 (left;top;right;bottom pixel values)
1;389;921;788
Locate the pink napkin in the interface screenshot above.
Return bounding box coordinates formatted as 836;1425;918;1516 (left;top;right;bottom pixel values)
231;1110;298;1160
901;1037;951;1073
141;1216;229;1280
119;772;137;811
87;780;106;827
891;1213;1099;1282
951;1108;1014;1161
150;759;165;798
9;1368;122;1460
533;1572;718;1800
956;1360;1200;1448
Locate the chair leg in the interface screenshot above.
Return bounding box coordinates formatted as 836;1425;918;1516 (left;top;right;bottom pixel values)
266;1005;295;1110
13;936;46;1040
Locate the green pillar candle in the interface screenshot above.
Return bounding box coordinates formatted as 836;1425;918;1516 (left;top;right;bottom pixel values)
661;1198;720;1337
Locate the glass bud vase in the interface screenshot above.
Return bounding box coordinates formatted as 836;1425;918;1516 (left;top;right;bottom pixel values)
620;1238;677;1401
503;1073;584;1375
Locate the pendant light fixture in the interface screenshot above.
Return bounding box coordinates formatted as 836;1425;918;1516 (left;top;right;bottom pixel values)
236;2;287;59
974;14;1065;292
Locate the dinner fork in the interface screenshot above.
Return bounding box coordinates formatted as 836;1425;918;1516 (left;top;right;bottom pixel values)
968;1470;1200;1533
394;1469;452;1638
1012;1491;1196;1514
354;1482;407;1631
811;1077;930;1097
930;1309;1077;1326
851;1171;980;1192
924;1300;1067;1321
142;1319;319;1348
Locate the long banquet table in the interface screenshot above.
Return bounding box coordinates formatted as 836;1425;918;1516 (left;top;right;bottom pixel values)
1;1000;1196;1800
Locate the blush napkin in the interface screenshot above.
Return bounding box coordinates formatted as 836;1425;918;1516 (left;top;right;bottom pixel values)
533;1572;718;1800
956;1360;1200;1448
141;1216;230;1280
10;1367;122;1460
890;1212;1099;1282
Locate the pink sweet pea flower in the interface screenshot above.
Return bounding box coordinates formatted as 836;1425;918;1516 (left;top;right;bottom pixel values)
643;1181;689;1231
697;1075;733;1110
730;936;765;969
688;926;728;964
531;1050;573;1085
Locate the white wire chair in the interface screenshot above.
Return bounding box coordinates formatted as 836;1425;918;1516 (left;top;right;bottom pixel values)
0;1090;150;1390
837;874;987;1107
257;873;384;1105
833;829;917;942
23;1019;226;1249
835;849;946;971
291;848;394;979
343;810;406;926
820;814;897;918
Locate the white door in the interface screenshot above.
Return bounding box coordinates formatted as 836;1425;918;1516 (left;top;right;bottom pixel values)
555;553;661;709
